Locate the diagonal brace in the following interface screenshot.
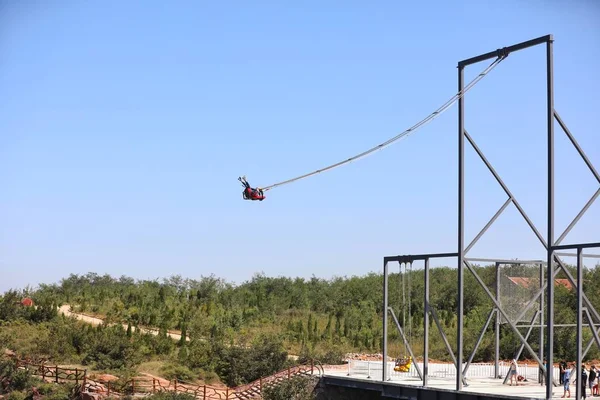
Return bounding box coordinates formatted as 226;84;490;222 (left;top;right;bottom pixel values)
463;307;496;376
465;130;547;248
553;255;600;360
464;261;549;375
465;197;512;254
430;306;468;386
502;311;544;385
388;307;423;380
511;262;560;326
583;309;600;359
555;256;600;323
554;111;600;184
502;312;539;384
555;187;600;246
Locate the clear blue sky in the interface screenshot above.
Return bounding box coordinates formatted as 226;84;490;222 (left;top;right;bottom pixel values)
1;0;599;292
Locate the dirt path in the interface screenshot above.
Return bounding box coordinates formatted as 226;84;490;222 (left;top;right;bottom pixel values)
58;305;187;342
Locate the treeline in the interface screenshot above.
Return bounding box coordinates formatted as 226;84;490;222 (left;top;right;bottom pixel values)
0;289;291;387
2;263;600;383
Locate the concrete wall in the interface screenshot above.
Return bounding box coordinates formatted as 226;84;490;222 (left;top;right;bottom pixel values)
316;376;529;400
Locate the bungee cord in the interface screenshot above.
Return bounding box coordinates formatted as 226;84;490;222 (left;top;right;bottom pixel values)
256;55;506;192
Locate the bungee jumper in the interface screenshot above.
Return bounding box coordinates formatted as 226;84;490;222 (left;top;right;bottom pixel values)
394;355;412;373
239;176;265;201
235;55;507;201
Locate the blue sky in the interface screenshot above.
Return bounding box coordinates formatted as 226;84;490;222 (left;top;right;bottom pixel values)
1;1;599;292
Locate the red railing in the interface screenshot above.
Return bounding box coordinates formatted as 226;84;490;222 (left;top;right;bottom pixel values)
231;359;323;399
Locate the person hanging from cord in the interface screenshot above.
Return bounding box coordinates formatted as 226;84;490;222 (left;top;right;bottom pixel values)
241;57;505;197
238;176;265;201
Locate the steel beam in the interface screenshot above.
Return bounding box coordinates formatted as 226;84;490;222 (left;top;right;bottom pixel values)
538;262;544;385
557;252;600;259
576;248;583;400
382;261;389;381
423;258;430;387
458;34;552;67
495;262;500;379
457;62;465;392
465;257;545;264
545;37;555;400
384;252;458;264
552;242;600;251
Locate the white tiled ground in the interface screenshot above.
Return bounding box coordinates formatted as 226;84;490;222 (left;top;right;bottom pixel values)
323;361;583;399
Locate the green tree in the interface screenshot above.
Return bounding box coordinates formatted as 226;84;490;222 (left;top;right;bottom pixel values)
262;375;317;400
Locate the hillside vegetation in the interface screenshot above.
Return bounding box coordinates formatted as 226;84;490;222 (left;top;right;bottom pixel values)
2;263;600;386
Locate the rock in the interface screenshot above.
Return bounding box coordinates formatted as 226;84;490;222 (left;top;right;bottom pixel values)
81;391;102;400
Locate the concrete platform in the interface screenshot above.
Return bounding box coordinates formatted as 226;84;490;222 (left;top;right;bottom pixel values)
322;361;573;399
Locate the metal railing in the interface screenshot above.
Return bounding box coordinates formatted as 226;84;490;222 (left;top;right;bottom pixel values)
345;360;560;382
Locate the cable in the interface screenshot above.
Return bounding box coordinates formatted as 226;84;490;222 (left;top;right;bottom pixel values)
258;55;506;192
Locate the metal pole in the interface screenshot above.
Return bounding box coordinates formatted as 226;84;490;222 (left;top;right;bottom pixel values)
539;263;544;384
576;248;583;400
424;258;429;387
383;260;389;382
545;35;555;400
457;61;465;392
495;262;500;379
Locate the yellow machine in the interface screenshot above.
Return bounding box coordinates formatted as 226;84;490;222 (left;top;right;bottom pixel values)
393;355;412;372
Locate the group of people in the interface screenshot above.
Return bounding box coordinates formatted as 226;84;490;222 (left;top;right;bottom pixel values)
560;362;598;399
508;358;599;398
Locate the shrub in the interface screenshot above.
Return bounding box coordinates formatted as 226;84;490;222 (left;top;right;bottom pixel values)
262;375;317;400
158;364;196;382
197;369;219;385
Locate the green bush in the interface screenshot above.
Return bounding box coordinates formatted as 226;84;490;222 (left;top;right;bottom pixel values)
262;375;317;400
158;364;196;382
197;369;219;384
0;359;38;393
317;347;345;365
297;345;344;365
6;392;26;400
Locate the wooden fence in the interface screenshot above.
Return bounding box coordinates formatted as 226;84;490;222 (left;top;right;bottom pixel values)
15;360;87;386
15;359;324;399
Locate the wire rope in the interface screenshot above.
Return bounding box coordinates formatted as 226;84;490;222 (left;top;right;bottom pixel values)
258;55;506;192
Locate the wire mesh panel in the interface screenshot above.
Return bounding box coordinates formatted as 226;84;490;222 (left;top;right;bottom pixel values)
498;263;543;324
